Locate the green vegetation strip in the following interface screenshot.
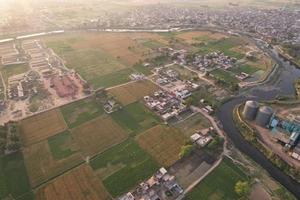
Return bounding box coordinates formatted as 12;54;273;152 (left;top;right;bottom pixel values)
0;153;34;200
185;157;248;200
90;139;159;197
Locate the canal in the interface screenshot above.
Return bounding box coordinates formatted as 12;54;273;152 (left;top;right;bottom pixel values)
217;49;300;198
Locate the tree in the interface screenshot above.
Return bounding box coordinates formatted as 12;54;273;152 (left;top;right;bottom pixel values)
179;145;193;158
235;181;250;198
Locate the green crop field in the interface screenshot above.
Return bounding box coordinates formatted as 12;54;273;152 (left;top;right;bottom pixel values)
0;153;33;200
62;49;125;88
0;63;30;84
132;63;152;76
90;139;159;197
96;68;134;88
60;97;104;128
185;157;248;200
111;102;160;135
195;37;246;59
47;130;79;160
210;68;239;85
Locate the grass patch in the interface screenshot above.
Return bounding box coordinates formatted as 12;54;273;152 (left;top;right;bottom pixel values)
47;130;79;160
90;139;159;197
210;68;239;85
111;102;160;135
0;152;33;200
229;64;260;75
60;97;104;128
185;157;248;200
132;63;152;76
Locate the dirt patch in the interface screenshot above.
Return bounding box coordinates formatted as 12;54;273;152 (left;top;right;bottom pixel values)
250;183;272;200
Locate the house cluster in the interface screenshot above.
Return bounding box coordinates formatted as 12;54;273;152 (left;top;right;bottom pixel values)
119;167;183;200
103;98;121;113
144;90;187;121
154;67;199;100
0;42;27;66
7;71;41;100
190;128;214;147
190;51;237;71
23;39;86;99
130;73;146;81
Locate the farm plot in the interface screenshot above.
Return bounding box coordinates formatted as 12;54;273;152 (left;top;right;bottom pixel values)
111;102;160;135
96;68;135;88
71;116;128;156
36;164;111;200
60;97;104;128
176;31;228;44
185;157;248;200
19;109;67;146
23;140;82;187
90;139;159;197
108;80;159;106
48;130;80;160
45;32;168;88
0;152;34;200
174;113;211;137
137;125;186;167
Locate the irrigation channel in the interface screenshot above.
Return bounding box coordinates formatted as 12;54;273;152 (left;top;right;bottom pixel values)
218;47;300;198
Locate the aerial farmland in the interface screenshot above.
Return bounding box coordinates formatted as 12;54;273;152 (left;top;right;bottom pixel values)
0;29;282;200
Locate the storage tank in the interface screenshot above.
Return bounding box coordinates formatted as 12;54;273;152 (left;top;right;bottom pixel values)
242;100;259;120
255;106;274;127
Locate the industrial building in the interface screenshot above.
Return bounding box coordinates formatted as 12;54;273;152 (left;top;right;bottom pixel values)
243;101;300;162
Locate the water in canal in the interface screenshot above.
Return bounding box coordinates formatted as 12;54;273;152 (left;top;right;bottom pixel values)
218;52;300;198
